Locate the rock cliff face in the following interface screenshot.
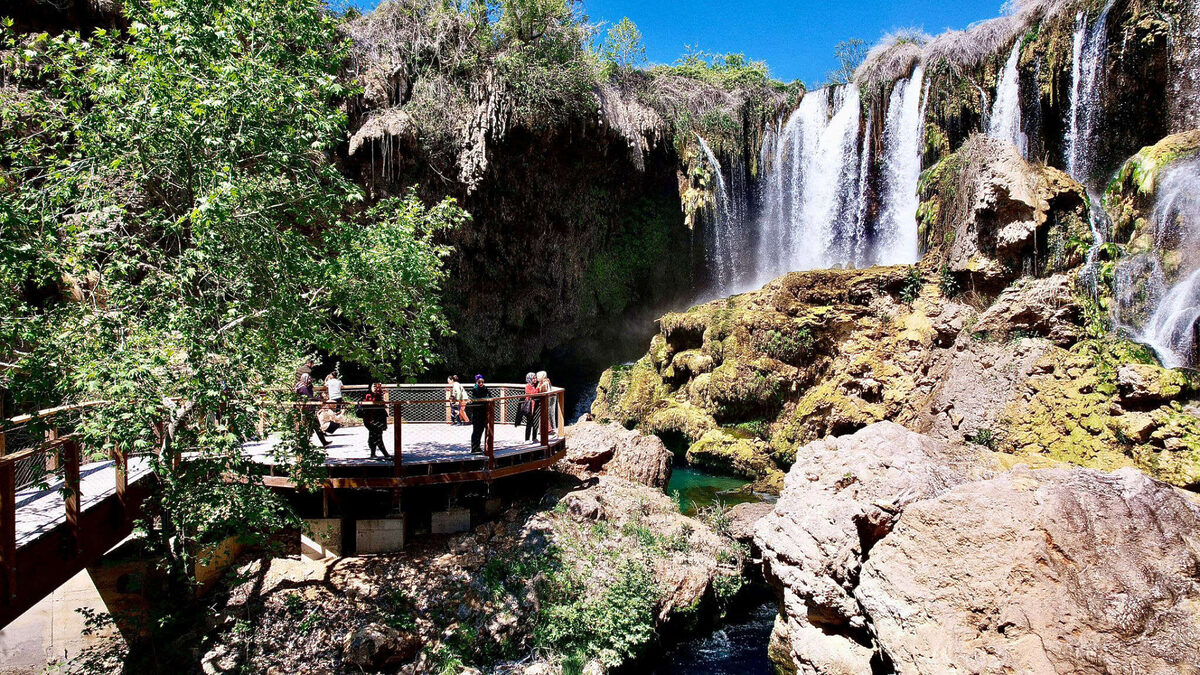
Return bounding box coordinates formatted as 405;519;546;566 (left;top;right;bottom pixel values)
341;5;791;377
755;422;1200;674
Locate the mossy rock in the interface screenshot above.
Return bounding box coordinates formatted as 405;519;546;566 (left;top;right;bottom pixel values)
1104;130;1200;243
686;428;784;487
643;402;718;447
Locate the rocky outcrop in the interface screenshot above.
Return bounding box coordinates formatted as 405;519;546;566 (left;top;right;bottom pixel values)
757;423;1200;674
858;466;1200;673
754;423;999;674
971;274;1082;345
342;623;420;669
919;134;1090;289
557;422;673;489
595;246;1200;488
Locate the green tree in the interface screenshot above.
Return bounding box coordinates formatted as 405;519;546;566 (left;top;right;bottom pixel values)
602;17;646;75
828;38;867;84
0;0;465;622
497;0;573;43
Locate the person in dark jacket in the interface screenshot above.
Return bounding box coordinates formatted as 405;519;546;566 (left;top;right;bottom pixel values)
467;374;491;454
356;390;391;460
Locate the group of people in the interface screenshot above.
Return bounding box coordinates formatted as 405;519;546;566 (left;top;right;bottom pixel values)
292;361;555;460
294;363;391;459
446;370;554;454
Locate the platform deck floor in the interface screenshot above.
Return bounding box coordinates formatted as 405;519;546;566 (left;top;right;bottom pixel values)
240;423;557;467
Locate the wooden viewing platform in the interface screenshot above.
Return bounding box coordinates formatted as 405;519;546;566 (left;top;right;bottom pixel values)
245;383;568;489
0;384;569;627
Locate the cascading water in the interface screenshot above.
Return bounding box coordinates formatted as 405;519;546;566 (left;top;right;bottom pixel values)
1067;1;1116;184
1134;158;1200;367
1066;0;1118;294
877;67;927;266
696;135;747;295
751;86;865;288
989;42;1028;158
749;69;927;289
976;84;991;131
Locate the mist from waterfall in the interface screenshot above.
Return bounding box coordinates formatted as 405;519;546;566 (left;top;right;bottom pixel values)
989;42;1028;158
1136;159;1200;368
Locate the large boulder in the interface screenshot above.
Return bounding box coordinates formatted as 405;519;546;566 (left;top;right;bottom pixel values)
920;134;1089;288
755;422;999;674
971;274;1082;346
856;466;1200;673
557;422;673;489
1118;363;1189;406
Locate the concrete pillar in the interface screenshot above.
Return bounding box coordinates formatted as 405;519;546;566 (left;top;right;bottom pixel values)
431;508;471;535
356;516;406;554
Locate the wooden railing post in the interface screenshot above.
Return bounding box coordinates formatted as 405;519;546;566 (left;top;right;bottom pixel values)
0;460;14;604
540;393;550;449
63;438;81;557
112;443;128;523
45;427;59;471
557;390;565;432
486;400;496;470
393;402;403;477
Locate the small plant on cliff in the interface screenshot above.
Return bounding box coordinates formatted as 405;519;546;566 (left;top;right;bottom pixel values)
697;501;733;537
939;265;962;298
970;428;997;450
901;266;924;304
758;327;815;363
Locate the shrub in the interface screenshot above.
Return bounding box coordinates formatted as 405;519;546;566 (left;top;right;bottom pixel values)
939;265;961;298
900;266;924;304
536;559;660;668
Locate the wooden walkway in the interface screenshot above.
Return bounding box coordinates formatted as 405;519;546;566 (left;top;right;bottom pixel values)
1;384;568;627
15;457;154;548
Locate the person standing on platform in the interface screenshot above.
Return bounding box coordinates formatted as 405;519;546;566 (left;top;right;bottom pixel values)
448;375;470;426
356;392;391;460
468;374;491;455
293;372;330;447
515;372;538;442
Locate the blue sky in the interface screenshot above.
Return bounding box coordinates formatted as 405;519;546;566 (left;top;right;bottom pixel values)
346;0;1008;86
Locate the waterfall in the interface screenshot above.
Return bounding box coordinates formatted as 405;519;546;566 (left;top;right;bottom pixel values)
751;86;865;288
877;67;927;266
1066;1;1116;185
989;42;1028;158
1135;158;1200;367
696;135;746;295
976;84;991;131
1066;1;1118;294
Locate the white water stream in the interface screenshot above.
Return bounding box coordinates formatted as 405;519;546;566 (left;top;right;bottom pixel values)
989;43;1028;158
